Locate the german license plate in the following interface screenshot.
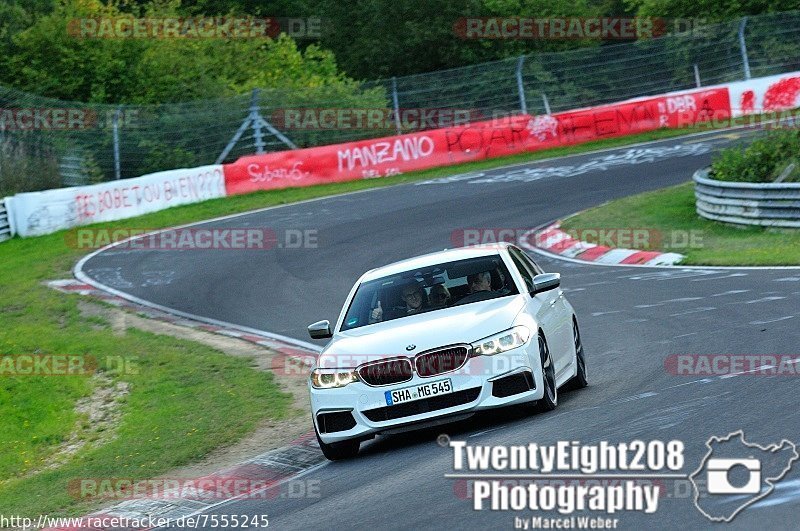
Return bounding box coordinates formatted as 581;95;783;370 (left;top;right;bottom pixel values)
385;379;453;406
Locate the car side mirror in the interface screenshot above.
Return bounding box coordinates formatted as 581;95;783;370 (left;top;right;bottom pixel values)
308;320;333;339
531;273;561;295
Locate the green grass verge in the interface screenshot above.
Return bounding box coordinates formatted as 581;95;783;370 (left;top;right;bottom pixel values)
0;236;292;516
560;183;800;266
0;121;767;516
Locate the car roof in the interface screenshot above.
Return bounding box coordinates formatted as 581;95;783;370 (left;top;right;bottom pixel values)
360;243;514;282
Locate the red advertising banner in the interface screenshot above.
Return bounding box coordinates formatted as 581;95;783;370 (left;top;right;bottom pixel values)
223;87;730;196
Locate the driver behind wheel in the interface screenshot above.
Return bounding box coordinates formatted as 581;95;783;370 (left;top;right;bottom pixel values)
369;281;428;323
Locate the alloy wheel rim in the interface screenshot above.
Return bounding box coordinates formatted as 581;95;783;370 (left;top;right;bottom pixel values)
574;325;585;375
540;335;556;402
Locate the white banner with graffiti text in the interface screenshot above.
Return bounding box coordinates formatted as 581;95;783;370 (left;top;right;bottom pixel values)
10;165;226;237
728;71;800;117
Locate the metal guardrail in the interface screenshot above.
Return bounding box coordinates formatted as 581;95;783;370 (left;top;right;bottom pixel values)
694;168;800;228
0;198;13;242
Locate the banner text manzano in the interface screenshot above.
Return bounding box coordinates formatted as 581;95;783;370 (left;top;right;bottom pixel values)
223;86;733;195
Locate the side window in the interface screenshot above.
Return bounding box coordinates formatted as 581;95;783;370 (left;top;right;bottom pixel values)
510;246;544;275
523;253;545;275
508;250;535;292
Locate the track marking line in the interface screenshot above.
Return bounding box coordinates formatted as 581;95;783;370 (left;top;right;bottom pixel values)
635;296;704;308
668;307;717;317
689;273;750;282
750;316;795;325
609;391;659;405
711;290;750;297
719;365;776;379
661;379;714;390
469;427;504;438
742;296;787;304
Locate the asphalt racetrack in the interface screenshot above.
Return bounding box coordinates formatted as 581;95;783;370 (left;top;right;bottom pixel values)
80;130;800;529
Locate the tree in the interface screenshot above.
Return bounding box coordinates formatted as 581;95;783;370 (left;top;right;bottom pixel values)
624;0;799;20
0;0;375;104
313;0;606;79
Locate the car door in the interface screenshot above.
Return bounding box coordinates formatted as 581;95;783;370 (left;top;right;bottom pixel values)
509;247;572;379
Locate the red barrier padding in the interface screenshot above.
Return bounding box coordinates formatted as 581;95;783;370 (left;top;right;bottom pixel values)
223;87;730;196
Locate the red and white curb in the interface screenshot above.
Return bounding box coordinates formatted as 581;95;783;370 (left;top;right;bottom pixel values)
44;432;324;530
522;222;685;266
45;279;324;530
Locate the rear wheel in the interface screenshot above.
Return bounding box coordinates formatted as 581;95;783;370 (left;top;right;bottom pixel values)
536;332;558;412
315;426;360;461
565;319;588;390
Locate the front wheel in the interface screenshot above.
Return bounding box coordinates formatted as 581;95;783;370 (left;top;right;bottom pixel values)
315;427;360;461
536;332;558;412
565;319;588;391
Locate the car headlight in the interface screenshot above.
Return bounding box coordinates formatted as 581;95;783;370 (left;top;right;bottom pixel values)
311;368;359;389
471;326;530;356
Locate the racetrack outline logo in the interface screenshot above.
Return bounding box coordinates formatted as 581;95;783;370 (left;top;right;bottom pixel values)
689;430;798;522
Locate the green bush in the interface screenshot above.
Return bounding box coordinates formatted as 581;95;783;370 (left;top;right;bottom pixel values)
711;128;800;183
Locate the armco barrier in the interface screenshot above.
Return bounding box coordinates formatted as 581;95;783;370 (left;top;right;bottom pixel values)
0;197;13;242
2;71;798;240
694;168;800;228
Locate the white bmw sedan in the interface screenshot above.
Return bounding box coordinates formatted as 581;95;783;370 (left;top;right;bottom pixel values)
307;243;587;460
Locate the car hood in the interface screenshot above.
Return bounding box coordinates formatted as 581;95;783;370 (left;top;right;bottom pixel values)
319;295;526;368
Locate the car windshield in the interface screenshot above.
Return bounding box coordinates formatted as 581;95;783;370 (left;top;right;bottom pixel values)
340;255;518;331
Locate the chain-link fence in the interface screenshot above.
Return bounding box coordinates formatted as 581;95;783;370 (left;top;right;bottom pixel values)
1;11;799;196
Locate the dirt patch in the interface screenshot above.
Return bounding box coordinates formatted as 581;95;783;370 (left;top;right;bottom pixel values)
16;373;130;480
77;301;313;477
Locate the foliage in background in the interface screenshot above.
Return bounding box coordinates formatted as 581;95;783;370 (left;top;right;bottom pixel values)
187;0;799;79
712;129;800;183
0;138;61;196
624;0;799;21
3;0;796;95
0;0;363;104
0;0;387;186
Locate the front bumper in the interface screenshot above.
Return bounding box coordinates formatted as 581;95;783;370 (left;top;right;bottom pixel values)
310;345;543;444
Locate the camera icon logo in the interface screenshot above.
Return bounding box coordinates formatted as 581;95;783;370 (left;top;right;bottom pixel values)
690;430;798;522
706;458;761;495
